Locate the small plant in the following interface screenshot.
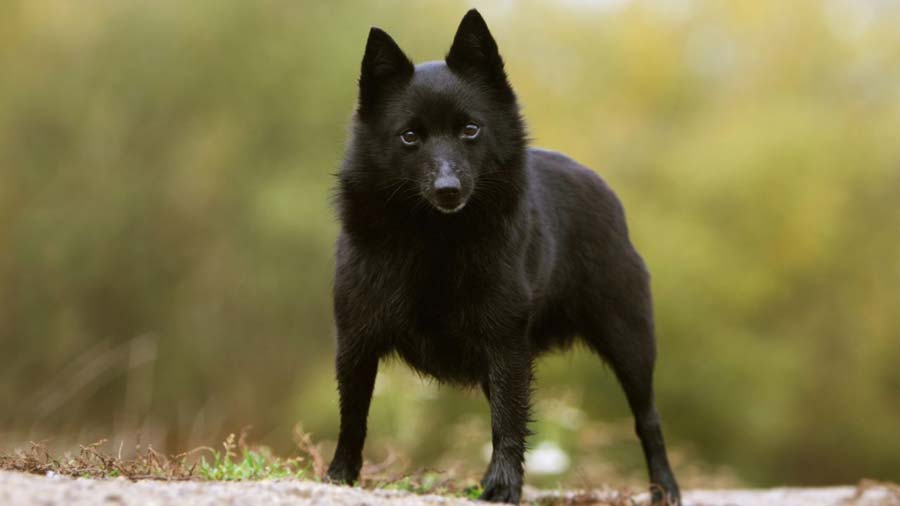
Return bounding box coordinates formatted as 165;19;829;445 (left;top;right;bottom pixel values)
198;432;307;481
460;483;484;500
370;470;482;500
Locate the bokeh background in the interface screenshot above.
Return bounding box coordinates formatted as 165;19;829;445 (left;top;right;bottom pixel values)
2;0;899;489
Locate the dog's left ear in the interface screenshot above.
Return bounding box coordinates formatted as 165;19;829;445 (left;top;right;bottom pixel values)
446;9;514;100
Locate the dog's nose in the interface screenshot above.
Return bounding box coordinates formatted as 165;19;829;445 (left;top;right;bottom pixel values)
434;175;461;198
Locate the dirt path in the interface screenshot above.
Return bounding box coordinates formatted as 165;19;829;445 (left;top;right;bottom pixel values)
1;470;896;506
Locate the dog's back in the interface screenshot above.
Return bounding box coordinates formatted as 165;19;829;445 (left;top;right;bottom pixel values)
523;148;653;360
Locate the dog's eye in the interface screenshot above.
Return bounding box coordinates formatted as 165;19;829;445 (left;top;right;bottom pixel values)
400;130;419;145
461;123;481;140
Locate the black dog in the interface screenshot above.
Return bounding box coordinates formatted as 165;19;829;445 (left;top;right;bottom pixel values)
326;9;681;505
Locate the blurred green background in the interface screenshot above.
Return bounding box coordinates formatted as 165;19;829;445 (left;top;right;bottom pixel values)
2;0;899;489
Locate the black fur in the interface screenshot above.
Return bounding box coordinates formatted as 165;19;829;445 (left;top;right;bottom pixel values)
326;10;681;505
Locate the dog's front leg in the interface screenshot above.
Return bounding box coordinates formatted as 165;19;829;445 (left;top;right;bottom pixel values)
326;341;378;485
480;335;532;504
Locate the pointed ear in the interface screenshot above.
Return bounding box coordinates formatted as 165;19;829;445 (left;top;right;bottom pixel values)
445;9;511;96
358;27;414;116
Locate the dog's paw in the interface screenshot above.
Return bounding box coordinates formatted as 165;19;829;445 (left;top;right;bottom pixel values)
324;460;360;485
650;480;682;506
479;479;522;504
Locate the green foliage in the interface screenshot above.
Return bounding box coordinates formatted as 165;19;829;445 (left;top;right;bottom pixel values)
198;434;306;481
461;484;485;501
372;472;483;499
379;475;439;495
1;0;899;488
198;449;306;481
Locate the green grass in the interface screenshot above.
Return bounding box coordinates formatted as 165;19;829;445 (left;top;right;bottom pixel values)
374;472;483;499
459;483;485;500
197;433;307;481
198;448;306;480
1;430;492;500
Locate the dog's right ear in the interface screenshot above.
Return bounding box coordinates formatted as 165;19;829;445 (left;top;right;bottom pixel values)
445;10;514;102
358;27;413;117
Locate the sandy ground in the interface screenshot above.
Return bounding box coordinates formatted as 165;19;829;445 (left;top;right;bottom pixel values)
0;470;897;506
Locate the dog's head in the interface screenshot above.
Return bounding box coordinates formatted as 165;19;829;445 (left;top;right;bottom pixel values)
347;10;526;215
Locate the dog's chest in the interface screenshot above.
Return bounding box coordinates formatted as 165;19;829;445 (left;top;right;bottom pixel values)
393;326;487;385
375;249;494;383
400;283;493;382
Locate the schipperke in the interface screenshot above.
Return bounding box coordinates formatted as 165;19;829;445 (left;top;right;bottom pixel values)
326;9;681;505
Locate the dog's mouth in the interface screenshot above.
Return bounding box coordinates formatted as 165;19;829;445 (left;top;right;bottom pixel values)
434;199;467;214
431;191;469;214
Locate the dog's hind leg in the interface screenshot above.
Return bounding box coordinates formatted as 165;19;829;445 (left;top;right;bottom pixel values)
581;305;681;505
